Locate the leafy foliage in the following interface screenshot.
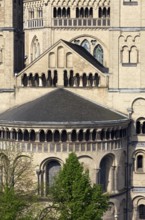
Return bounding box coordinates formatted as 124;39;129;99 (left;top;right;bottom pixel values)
0;149;37;220
49;153;109;220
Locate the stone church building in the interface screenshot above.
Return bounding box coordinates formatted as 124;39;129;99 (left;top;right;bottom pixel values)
0;0;144;219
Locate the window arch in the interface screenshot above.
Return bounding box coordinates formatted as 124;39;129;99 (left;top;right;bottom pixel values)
31;36;40;62
46;160;61;188
30;130;36;141
66;52;73;68
18;129;23;141
100;154;114;192
54;130;60;142
71;130;77;142
130;46;138;63
136;121;141;134
81;40;90;52
46;130;52;142
93;45;103;64
139;205;145;219
49;52;55;68
57;46;64;68
24;130;29;141
137;155;143;171
39;130;45;142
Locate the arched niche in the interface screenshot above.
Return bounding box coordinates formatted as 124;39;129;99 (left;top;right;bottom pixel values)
31;36;40;62
57;46;64;68
93;44;103;64
49;52;55;68
100;154;115;192
66;52;73;68
81;39;90;52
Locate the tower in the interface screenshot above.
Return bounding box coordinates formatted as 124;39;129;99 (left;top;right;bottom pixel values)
0;0;24;89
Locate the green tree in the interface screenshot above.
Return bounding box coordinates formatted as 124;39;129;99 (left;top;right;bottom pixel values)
0;149;37;220
48;152;109;220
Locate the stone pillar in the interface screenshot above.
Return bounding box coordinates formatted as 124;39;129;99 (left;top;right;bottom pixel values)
133;206;138;220
96;168;100;184
112;166;117;192
41;169;45;196
36;169;41;195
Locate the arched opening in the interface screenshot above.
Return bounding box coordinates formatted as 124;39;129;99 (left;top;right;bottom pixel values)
103;8;107;17
58;7;61;17
142;122;145;134
24;130;29;141
80;7;84;17
76;7;79;18
88;73;93;87
67;8;70;17
92;129;96;141
46;130;53;142
62;7;66;17
71;130;77;142
66;52;73;68
100;129;105;140
53;8;57;18
30;130;36;142
49;52;55;68
107;7;110;17
93;45;103;64
22;74;28;87
106;130;110;140
137;155;143;171
54;130;60;142
85;8;89;18
61;130;67;142
111;130;115;139
85;129;90;141
122;46;129;63
46;160;61;189
64;70;68;87
81;40;90;52
53;70;57;87
90;8;93;17
28;73;34;87
100;154;114;192
69;70;74;87
41;73;47;87
34;74;39;87
6;129;10;140
75;73;80;87
94;73;100;87
82;73;87;87
139;205;145;219
31;36;40;61
18;129;23;141
98;7;102;18
130;46;138;63
57;46;64;68
39;130;45;142
78;130;83;142
12;129;17;140
47;70;52;86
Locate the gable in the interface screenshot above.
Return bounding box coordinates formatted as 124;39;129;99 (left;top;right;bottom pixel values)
16;40;108;88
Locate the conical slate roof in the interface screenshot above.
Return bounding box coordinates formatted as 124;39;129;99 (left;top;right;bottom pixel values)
0;89;128;126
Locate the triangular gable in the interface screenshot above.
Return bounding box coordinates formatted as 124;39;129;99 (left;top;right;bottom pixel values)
16;39;109;88
17;39;108;77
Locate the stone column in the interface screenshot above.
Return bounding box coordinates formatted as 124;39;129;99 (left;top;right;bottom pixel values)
112;166;117;192
96;168;100;184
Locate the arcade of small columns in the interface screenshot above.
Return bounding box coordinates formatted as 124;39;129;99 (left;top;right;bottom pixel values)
0;126;127;143
20;70;101;88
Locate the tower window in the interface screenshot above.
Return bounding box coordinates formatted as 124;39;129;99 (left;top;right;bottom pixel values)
139;205;145;219
137;155;143;171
